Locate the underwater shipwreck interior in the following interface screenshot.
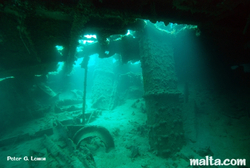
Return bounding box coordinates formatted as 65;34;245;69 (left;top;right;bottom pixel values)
1;0;250;167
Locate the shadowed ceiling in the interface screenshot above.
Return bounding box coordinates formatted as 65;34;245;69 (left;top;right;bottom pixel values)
0;0;250;77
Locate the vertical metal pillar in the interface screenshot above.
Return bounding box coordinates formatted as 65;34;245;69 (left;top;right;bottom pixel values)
139;23;185;157
81;56;89;124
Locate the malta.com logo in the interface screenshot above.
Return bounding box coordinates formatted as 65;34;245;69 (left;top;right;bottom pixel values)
190;156;246;166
